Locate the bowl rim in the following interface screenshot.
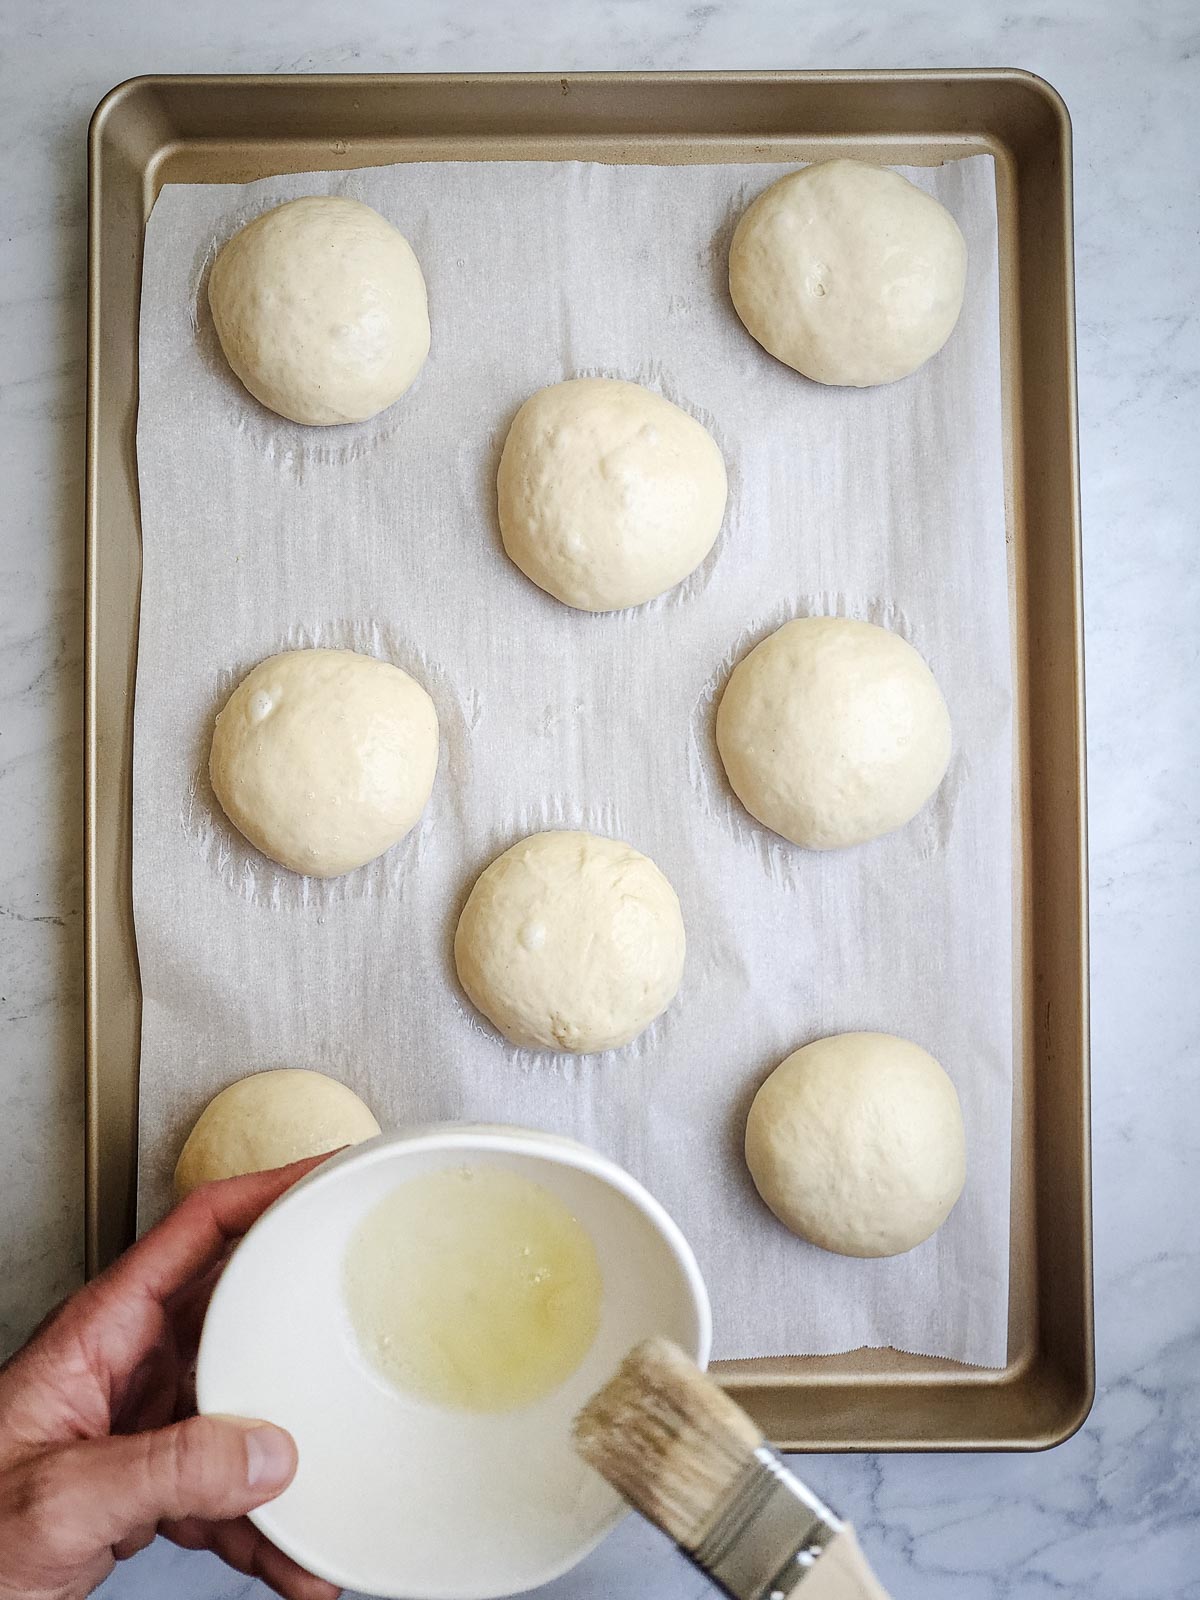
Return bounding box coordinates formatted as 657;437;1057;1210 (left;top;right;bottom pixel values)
196;1122;713;1599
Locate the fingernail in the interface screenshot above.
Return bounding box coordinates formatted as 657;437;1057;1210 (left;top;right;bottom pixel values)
243;1423;297;1490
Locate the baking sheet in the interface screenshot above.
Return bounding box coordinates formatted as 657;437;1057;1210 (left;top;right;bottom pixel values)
134;154;1010;1367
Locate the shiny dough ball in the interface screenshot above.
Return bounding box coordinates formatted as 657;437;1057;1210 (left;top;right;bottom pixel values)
497;378;727;611
174;1069;381;1198
729;159;967;387
210;648;438;878
745;1033;966;1257
715;616;951;850
454;830;686;1053
209;196;430;425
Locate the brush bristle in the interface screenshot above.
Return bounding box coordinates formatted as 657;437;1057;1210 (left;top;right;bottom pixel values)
573;1338;764;1551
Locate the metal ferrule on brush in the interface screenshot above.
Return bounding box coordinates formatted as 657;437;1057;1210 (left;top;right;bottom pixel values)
691;1446;844;1600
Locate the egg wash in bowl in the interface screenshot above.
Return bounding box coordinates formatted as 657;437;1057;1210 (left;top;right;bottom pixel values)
196;1127;710;1600
343;1165;603;1412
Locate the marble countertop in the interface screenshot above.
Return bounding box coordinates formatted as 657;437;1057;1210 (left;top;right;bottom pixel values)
1;1;1196;1596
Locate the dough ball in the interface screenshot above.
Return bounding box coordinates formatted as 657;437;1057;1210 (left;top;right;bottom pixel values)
497;378;727;611
454;830;686;1053
716;616;951;849
210;648;438;878
174;1069;381;1198
208;196;430;425
729;159;967;386
745;1033;966;1257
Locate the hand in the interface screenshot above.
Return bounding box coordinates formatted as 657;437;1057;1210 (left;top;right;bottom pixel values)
0;1158;341;1600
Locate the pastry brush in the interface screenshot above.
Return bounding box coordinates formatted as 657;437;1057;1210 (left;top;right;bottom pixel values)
574;1338;892;1600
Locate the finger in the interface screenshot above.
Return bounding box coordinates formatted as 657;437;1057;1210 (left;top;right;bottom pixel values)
164;1514;341;1600
1;1156;338;1435
112;1344;169;1431
112;1352;157;1423
175;1357;198;1424
102;1153;336;1307
45;1414;298;1552
0;1294;168;1455
115;1342;181;1435
157;1257;229;1423
168;1256;229;1359
112;1521;157;1560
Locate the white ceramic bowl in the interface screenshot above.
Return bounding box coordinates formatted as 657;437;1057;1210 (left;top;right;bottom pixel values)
196;1126;711;1599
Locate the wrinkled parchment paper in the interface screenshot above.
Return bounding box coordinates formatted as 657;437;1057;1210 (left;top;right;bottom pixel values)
135;155;1010;1365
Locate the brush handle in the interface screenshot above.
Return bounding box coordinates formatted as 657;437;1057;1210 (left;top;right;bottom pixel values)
785;1526;893;1600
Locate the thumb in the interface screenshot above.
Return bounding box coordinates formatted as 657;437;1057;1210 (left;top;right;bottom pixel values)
49;1415;298;1551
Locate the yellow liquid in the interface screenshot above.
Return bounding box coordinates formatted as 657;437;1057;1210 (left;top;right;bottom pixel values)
342;1166;603;1413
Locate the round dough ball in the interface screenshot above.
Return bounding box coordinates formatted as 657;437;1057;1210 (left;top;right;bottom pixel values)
497;378;727;611
174;1069;381;1198
208;196;430;425
745;1033;966;1257
210;648;438;878
716;616;951;850
729;159;967;386
454;830;686;1053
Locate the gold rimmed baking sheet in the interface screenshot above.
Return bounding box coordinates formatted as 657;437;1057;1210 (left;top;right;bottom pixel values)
86;70;1090;1450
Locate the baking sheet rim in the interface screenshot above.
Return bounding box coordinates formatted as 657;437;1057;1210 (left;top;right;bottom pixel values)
84;68;1092;1451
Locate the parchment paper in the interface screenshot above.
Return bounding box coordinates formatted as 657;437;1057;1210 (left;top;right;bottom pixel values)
134;155;1011;1366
